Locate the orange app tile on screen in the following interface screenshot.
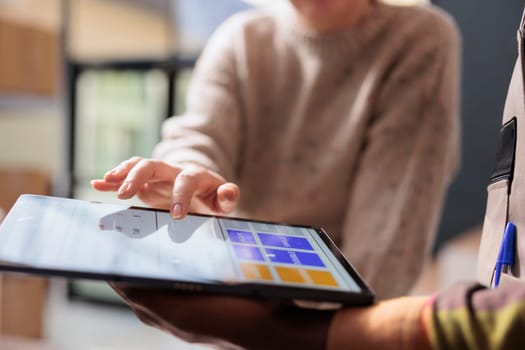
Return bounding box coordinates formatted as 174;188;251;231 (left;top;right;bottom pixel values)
240;263;273;281
275;266;306;284
306;269;338;287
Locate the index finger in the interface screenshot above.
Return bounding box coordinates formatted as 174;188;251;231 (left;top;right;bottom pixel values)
170;166;226;219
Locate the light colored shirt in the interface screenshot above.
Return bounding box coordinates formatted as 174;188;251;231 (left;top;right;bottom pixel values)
154;2;461;299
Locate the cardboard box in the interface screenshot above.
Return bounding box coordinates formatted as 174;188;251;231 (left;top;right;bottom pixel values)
0;169;50;338
0;19;27;92
0;19;59;96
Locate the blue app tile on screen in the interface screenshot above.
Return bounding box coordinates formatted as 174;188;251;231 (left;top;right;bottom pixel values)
265;248;325;267
233;244;264;261
227;229;256;244
265;248;296;264
295;251;325;267
258;233;313;250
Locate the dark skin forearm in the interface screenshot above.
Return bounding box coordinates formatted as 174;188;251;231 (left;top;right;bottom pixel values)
112;285;430;350
248;303;335;350
112;285;334;350
328;296;431;350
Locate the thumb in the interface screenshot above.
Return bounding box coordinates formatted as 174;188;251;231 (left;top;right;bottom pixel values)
216;182;240;214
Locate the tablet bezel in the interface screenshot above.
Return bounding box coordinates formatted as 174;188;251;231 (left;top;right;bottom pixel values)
0;195;375;307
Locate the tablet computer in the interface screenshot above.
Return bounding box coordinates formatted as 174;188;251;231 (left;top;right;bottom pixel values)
0;194;374;307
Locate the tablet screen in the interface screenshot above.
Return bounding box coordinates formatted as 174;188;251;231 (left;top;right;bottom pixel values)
0;195;373;305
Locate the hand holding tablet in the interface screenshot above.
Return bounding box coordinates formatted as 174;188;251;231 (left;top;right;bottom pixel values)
110;283;335;350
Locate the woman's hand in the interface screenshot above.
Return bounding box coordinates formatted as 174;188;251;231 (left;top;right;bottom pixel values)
110;284;334;350
91;157;240;218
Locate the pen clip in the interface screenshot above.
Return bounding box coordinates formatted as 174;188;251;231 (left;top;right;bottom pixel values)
493;222;516;288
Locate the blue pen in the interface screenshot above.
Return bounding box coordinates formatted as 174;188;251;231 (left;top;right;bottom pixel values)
494;222;517;288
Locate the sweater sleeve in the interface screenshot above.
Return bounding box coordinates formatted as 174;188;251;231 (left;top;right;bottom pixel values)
339;9;461;299
152;13;247;181
424;281;525;349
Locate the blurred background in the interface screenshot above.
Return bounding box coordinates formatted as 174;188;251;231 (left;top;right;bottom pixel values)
0;0;522;348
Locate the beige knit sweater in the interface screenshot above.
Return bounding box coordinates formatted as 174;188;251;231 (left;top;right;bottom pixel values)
154;2;461;299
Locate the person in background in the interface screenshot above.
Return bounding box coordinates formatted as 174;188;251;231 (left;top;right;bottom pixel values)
111;280;525;349
92;0;461;299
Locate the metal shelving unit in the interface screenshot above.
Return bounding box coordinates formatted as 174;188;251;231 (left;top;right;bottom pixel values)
61;0;198;304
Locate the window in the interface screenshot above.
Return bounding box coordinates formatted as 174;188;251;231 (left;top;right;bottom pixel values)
65;0;250;304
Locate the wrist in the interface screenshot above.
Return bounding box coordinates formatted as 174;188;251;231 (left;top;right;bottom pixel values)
327;296;431;350
417;296;436;350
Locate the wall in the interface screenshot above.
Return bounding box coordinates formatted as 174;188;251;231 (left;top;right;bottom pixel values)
433;0;525;251
0;106;62;177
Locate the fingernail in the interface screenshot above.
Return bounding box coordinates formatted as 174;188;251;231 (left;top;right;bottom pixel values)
223;191;236;202
171;203;183;218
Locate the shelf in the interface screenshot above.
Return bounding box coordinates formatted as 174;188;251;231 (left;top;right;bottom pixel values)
0;92;60;111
